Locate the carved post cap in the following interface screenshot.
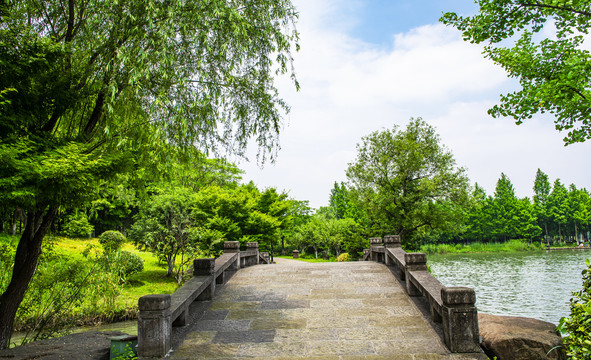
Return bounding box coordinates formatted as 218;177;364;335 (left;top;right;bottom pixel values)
369;237;383;245
363;249;370;255
404;252;427;265
441;287;476;306
383;235;401;247
246;242;259;248
224;241;240;252
138;294;171;311
194;258;215;276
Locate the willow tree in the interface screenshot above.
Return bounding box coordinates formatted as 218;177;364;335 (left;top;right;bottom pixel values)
442;1;591;144
346;118;469;248
0;0;298;348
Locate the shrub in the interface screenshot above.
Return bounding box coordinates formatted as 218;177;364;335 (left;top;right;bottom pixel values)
113;251;144;283
337;253;349;262
99;230;126;253
62;212;94;238
98;250;144;284
558;259;591;359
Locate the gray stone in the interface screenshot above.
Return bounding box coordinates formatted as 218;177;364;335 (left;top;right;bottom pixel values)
194;258;215;276
138;294;172;358
224;241;240;253
441;287;480;353
478;313;566;360
0;331;125;360
212;330;275;344
369;237;383;246
259;300;310;309
405;253;428;271
384;235;401;248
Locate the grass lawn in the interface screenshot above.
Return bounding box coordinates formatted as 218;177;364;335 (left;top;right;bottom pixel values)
275;255;337;262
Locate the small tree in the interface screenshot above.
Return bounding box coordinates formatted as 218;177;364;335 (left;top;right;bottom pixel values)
129;189;198;283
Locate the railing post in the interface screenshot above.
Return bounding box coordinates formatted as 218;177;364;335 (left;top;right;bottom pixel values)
247;242;259;266
383;235;401;265
194;258;215;300
369;237;382;262
404;253;427;296
383;235;401;248
224;241;240;270
137;294;171;359
441;287;480;353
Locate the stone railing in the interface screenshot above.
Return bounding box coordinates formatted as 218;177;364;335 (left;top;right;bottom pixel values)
137;241;267;358
364;235;480;353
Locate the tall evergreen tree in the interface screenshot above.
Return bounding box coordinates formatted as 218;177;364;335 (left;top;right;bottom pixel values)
549;179;569;242
492;173;519;241
533;169;552;245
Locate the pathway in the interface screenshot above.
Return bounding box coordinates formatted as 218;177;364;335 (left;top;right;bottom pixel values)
168;258;487;360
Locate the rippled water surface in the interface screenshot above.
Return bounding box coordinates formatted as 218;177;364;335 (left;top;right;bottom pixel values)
427;250;591;325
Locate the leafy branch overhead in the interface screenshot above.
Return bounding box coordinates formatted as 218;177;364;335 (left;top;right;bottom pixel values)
441;0;591;144
0;0;299;350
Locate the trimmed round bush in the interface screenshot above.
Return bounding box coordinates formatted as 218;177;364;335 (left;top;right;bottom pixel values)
98;230;126;253
337;253;349;262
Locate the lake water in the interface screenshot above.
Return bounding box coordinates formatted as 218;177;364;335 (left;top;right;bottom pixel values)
427;249;591;325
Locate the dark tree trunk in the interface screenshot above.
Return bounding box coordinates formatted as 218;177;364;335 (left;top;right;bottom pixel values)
0;206;57;349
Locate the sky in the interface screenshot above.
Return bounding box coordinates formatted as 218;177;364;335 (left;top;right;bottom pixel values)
238;0;591;210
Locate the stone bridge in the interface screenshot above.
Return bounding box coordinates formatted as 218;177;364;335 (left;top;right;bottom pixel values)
137;240;488;359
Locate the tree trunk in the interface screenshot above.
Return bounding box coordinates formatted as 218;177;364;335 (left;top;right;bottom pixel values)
0;206;57;349
545;224;549;247
281;236;285;256
10;209;17;236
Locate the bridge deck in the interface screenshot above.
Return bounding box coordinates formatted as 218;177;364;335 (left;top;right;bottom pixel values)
169;258;485;360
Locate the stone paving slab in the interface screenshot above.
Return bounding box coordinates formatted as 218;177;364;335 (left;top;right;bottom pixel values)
168;258;488;360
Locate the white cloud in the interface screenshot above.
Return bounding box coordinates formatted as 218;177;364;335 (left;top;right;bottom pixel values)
240;0;591;209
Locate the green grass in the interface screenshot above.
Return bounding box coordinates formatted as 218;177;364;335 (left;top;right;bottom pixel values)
275;255;338;262
420;239;546;255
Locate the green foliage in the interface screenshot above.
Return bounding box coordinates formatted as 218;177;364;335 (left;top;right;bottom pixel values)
192;184;294;257
0;0;299;347
128;188;198;283
558;259;591;359
99;231;127;254
100;251;144;284
441;1;591;144
14;251;122;345
421;240;543;255
112;342;138;360
61;212;94;239
346;118;469;247
0;240;15;294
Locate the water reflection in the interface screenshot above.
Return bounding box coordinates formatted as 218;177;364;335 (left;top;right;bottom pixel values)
427;250;590;325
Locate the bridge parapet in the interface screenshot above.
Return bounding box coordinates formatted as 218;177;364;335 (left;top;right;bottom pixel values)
137;241;267;359
369;237;384;262
364;236;480;354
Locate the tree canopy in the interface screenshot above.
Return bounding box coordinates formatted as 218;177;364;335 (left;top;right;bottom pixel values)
0;0;299;349
441;0;591;144
346;118;469;247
